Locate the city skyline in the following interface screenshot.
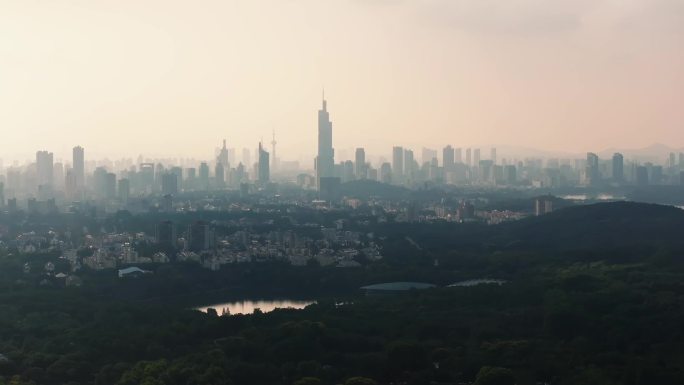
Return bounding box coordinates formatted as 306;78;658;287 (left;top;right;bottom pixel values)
1;0;683;161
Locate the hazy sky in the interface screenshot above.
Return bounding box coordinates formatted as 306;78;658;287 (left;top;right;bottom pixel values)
1;0;682;164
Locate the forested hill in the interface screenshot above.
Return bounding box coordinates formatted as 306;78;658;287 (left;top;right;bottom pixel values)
379;202;684;266
501;201;684;251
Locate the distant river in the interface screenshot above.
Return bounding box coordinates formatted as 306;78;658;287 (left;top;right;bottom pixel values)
196;299;315;315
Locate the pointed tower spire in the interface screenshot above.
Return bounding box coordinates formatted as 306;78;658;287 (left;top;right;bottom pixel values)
322;87;327;110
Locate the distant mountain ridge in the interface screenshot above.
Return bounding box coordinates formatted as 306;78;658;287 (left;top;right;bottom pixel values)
598;143;684;162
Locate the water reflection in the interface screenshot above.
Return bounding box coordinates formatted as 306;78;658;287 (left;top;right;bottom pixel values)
196;299;314;315
560;194;623;201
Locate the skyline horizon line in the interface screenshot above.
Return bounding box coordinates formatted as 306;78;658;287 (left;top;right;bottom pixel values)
1;141;683;167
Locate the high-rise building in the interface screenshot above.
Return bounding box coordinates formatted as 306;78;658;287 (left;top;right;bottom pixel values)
586;152;600;185
154;163;165;193
504;165;517;185
105;172;116;200
490;148;497;165
156;221;177;246
315;96;335;188
187;221;215;252
342;160;355;183
392;146;404;183
404;149;414;183
118;178;130;202
217;139;229;168
612;153;624;181
65;168;76;200
355;148;366;179
215;163;225;188
454;148;462;164
199;162;209;190
139;163;155;193
443;145;454;171
171;167;183;192
161;173;179;195
258;142;270;184
53;162;64;192
185;167;196;190
465;148;472;166
651;165;663;185
73;146;85;191
636;166;649;186
473;149;481;166
36;150;54;189
93;167;107;198
380;162;392;184
535;197;554;216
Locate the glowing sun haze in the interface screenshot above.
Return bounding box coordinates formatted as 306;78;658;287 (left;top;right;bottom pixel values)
1;0;682;163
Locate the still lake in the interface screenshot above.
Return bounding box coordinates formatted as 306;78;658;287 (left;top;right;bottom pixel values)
196;299;315;315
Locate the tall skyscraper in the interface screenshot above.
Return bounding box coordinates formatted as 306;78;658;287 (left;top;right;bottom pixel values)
490;148;497;165
315;96;335;188
65;169;76;200
73;146;85;191
612;153;624;181
443;145;455;171
215;163;225;188
199;162;210;190
392;146;404;183
258;142;270;184
36;151;54;188
217;140;229;168
473;149;481;167
465;148;472;166
355;148;366;179
586;152;600;185
93;167;107;198
404;149;414;183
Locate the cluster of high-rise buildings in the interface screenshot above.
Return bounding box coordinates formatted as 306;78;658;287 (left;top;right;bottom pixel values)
1;96;683;210
0;139;276;209
312;98;684;190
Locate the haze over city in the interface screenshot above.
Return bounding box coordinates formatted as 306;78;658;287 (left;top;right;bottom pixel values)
2;0;683;163
3;2;684;385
